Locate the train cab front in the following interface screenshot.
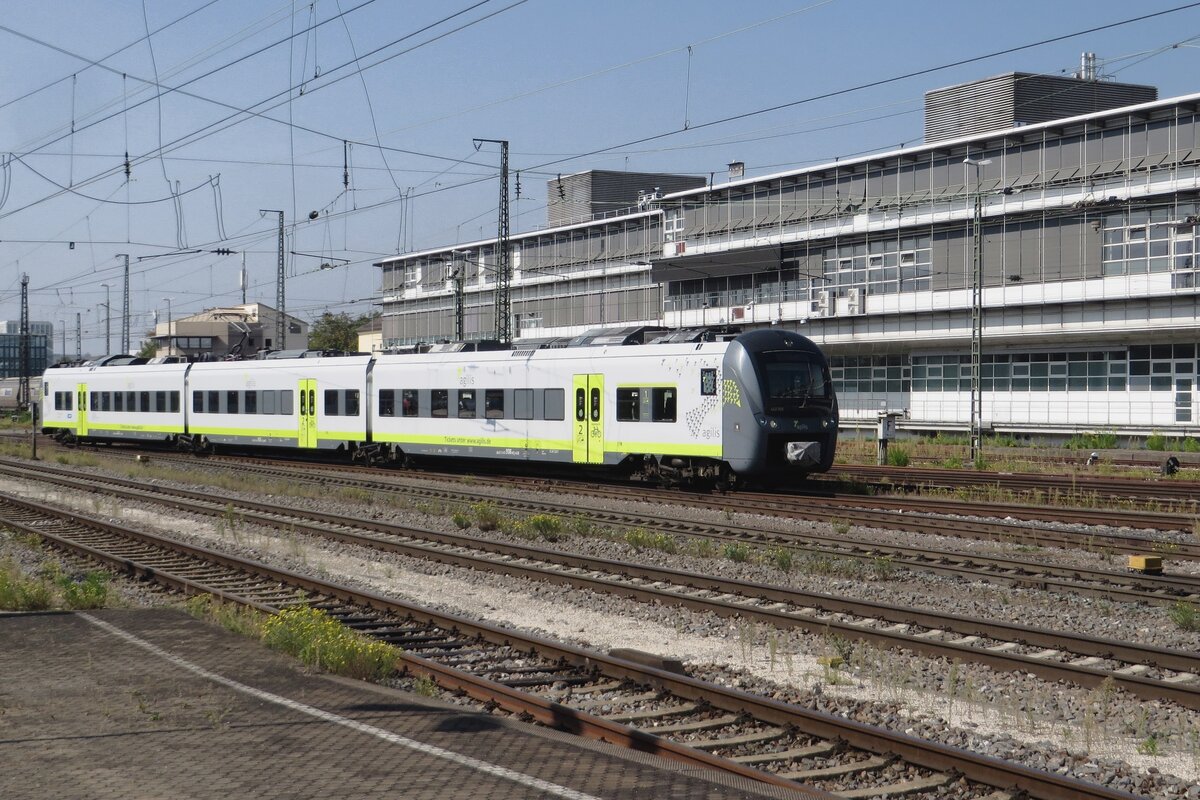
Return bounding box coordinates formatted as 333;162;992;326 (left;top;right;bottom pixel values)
722;329;839;478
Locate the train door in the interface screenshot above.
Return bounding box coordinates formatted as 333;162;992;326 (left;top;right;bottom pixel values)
571;374;604;464
298;379;317;448
76;383;88;437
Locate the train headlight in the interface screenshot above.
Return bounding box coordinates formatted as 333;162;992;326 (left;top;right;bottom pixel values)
769;419;778;429
821;418;830;428
754;414;767;427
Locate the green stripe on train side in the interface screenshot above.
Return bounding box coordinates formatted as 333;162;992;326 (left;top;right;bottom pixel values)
372;431;572;450
69;422;183;434
604;440;722;458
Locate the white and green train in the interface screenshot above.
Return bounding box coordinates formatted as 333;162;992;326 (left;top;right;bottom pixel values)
41;328;837;487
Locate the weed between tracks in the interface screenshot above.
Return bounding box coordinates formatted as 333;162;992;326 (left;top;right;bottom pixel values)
0;542;110;611
261;606;400;680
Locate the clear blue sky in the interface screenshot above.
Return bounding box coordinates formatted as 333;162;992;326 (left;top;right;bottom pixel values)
1;0;1198;353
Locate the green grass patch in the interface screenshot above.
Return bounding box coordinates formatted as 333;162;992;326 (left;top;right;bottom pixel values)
0;558;54;610
1064;432;1119;450
885;445;910;467
624;527;678;554
722;542;750;563
0;557;111;610
526;514;564;542
262;606;400;680
59;571;110;609
471;502;502;532
1169;600;1200;632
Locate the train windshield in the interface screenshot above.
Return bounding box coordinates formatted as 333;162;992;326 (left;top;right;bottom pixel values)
756;350;830;414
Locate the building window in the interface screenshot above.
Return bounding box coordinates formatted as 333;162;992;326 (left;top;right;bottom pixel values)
831;355;912;394
819;236;932;300
1103;206;1197;277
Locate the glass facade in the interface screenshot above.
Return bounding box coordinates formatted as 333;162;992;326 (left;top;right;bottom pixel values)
0;334;50;378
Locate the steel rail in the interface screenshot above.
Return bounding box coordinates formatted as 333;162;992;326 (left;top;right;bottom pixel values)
828;465;1200;503
0;493;1142;800
4;463;1199;710
4;457;1198;606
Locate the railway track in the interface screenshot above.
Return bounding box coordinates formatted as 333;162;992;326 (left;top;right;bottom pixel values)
69;448;1200;564
13;453;1200;605
0;490;1146;800
827;464;1200;506
7;456;1200;608
4;457;1200;712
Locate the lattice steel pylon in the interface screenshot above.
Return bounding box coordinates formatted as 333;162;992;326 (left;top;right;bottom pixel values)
963;156;990;465
120;253;130;353
969;179;985;464
474;138;510;343
18;273;29;409
260;209;286;349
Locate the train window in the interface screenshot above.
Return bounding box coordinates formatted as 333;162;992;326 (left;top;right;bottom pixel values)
91;391;100;410
244;391;257;415
431;390;448;417
226;391;238;415
544;389;565;420
651;388;677;422
575;389;586;421
514;389;534;420
138;391;149;412
590;388;600;422
379;389;395;417
156;391;166;412
300;390;307;415
43;382;48;398
193;392;204;413
280;390;293;415
485;389;504;419
114;392;124;412
126;392;136;411
170;392;180;413
100;392;111;412
324;389;339;416
700;368;718;396
402;389;418;417
458;389;476;419
208;391;219;413
616;388;640;421
345;390;360;416
262;391;277;415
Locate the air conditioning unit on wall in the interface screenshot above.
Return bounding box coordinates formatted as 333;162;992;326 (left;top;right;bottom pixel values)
845;287;863;315
815;290;832;317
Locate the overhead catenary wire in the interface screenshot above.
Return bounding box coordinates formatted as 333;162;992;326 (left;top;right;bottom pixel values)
9;2;1200;328
0;0;517;224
